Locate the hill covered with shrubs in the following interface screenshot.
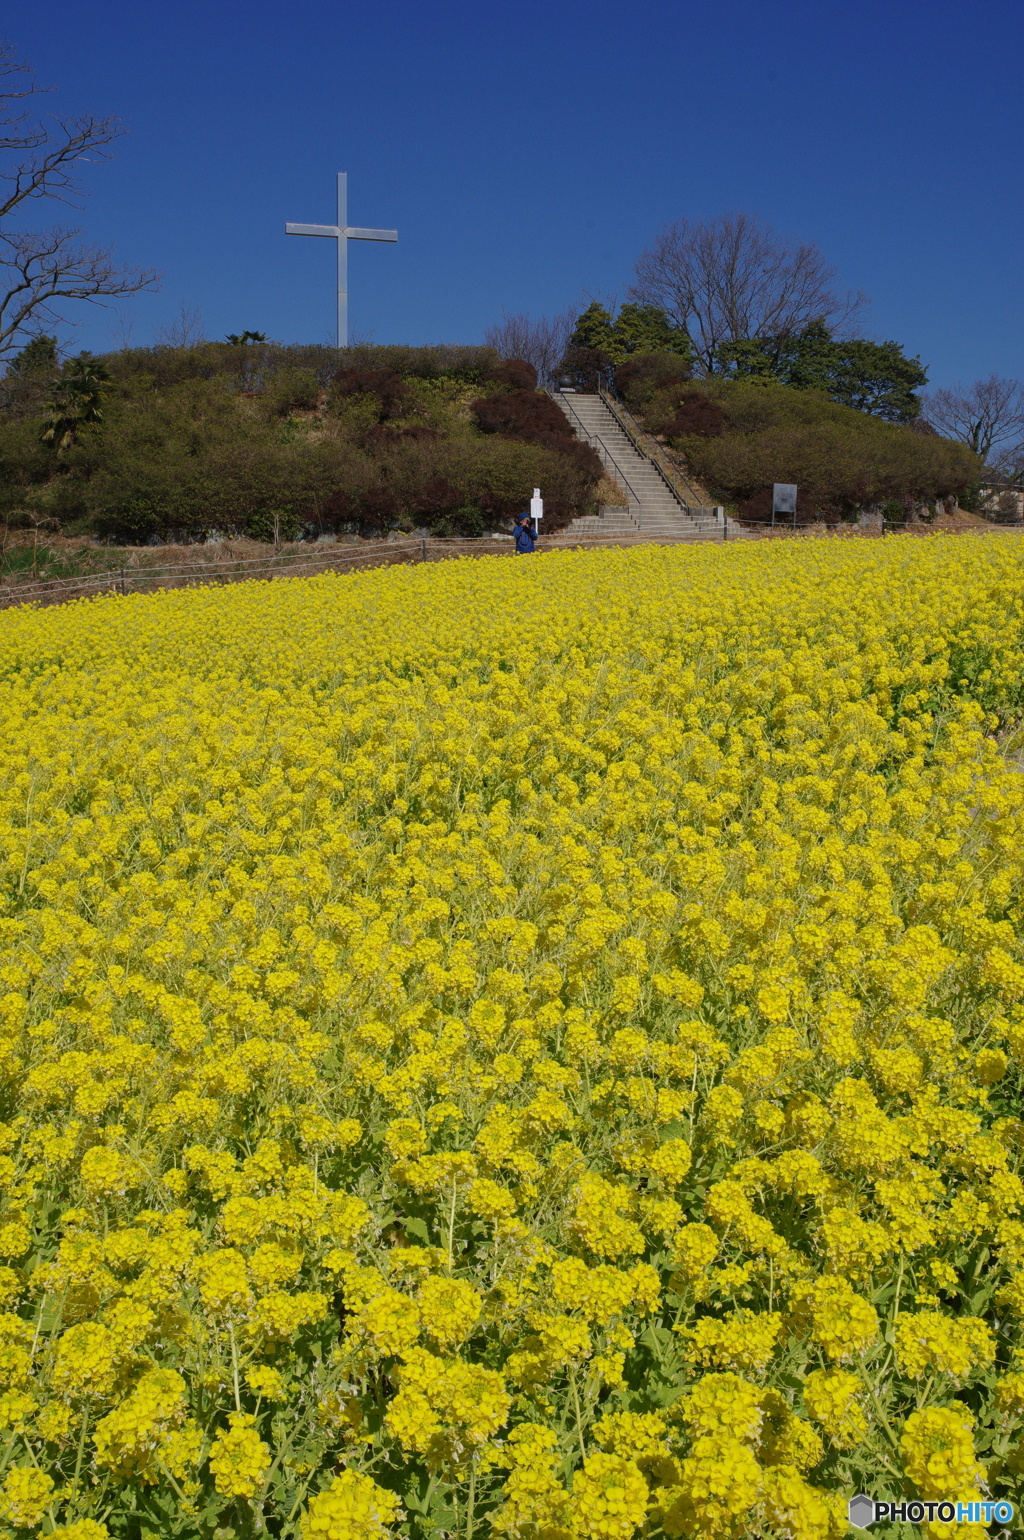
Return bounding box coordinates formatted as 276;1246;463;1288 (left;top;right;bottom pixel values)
612;354;980;522
1;332;984;540
0;343;602;542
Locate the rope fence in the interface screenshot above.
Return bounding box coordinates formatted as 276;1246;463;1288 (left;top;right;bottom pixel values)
3;518;1006;613
0;526;740;611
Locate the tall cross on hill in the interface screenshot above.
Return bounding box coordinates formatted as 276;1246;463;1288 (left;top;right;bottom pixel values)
286;172;397;348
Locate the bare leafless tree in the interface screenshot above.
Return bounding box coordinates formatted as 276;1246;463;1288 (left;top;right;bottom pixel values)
628;212;865;375
921;375;1024;477
0;39;158;361
484;307;577;384
111;307;136;350
155;302;207;348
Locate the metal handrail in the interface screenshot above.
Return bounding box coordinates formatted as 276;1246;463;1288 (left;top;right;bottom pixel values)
592;437;643;529
552;392;642;530
556;393;642;525
596;381;711;516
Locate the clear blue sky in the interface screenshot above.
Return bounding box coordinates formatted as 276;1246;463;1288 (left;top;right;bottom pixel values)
8;0;1022;388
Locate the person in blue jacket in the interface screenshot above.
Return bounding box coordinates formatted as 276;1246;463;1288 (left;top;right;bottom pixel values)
514;515;536;554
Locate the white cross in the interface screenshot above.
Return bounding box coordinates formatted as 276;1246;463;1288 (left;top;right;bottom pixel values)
286;172;397;348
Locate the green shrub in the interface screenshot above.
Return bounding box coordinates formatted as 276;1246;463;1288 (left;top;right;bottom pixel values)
258;368;321;418
378;435;586;532
633;379;978;514
0;416;54;509
430;503;486;538
89;487;192;541
102;342;500;398
244;507;301;542
336;343;499;383
0;342;600;542
75;383;371;540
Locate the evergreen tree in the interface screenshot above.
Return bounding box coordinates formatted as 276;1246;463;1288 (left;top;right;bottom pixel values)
7;335;58;376
566;302;619;358
715;322;926;423
614;303;693;361
564;302;694;379
822;337;927;421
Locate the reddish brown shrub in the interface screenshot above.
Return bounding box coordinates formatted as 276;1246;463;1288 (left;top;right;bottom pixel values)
331;368;409;421
485;359;538;391
469;388;603;519
356;481;401;528
668;391;726;439
363;423;440;448
407;476;461;521
471;389;575;442
614;354;692;408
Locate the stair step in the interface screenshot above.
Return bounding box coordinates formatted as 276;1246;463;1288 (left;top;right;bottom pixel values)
552;390;742;544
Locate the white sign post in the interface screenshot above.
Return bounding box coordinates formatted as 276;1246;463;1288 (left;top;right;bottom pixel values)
530;487;543;533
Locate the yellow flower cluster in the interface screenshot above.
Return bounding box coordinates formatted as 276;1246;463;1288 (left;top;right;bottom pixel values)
803;1369;866;1448
2;535;1024;1538
894;1311;996;1381
92;1367;198;1481
208;1411;271;1497
789;1275;879;1362
492;1423;571;1539
300;1471;402;1540
572;1452;649;1540
0;1466;55;1529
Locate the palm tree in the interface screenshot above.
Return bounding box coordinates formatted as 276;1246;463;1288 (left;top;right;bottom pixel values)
40;353;111;454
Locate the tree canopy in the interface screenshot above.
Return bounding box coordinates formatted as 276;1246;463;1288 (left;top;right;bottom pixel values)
565;302;694;368
714;322;927;422
40;352;111;454
629;212;864;375
6;335;58;376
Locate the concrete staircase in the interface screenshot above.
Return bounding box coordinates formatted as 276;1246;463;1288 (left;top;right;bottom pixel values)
550;391;737;542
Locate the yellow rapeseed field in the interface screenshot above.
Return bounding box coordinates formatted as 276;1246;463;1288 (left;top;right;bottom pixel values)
2;535;1024;1540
